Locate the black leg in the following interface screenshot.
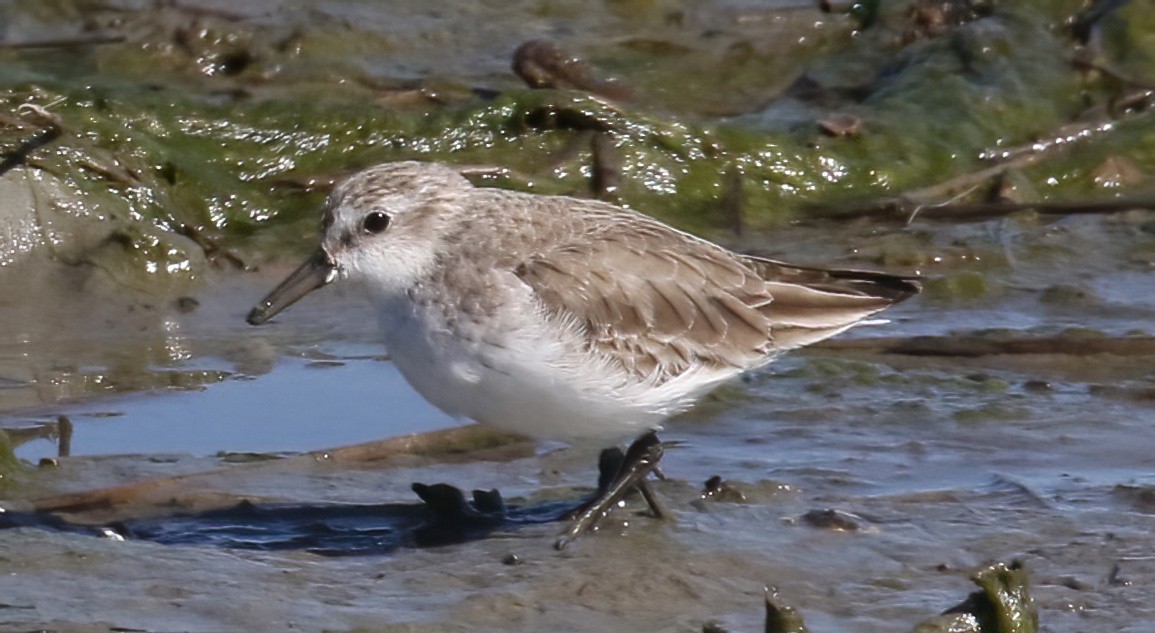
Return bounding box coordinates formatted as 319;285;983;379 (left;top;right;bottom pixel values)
554;431;666;550
634;477;670;519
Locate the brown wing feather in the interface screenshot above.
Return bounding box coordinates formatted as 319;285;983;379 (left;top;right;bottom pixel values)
514;216;919;382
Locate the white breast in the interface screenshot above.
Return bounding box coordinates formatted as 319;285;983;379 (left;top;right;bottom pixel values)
375;292;727;443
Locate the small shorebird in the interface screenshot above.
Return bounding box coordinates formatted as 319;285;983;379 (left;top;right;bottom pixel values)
248;161;919;546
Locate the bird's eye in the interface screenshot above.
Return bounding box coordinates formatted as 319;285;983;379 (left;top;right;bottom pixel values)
362;211;390;235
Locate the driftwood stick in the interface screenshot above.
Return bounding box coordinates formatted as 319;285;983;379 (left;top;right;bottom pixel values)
816;334;1155;357
309;425;527;463
33;425;529;515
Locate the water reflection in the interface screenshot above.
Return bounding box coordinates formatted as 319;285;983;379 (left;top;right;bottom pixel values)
9;357;456;462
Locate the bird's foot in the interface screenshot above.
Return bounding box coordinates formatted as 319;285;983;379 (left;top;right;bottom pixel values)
554;430;667;550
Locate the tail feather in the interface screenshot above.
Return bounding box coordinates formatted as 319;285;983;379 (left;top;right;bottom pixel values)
741;255;921;351
742;255;922;304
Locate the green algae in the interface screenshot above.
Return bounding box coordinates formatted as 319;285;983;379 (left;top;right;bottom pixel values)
0;0;1150;280
0;429;25;490
914;561;1038;633
784;357;888;386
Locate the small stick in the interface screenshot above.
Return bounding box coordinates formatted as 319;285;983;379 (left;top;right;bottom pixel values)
590;132;622;203
815;334;1155;357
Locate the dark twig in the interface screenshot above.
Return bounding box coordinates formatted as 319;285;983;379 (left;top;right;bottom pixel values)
589;132;622;203
816;334;1155;357
56;415;73;458
722;165;745;236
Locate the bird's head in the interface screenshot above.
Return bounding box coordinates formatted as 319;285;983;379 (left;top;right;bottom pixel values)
247;161;470;325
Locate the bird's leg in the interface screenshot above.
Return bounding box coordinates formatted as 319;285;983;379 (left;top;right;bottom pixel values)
554;430;666;550
634;476;671;520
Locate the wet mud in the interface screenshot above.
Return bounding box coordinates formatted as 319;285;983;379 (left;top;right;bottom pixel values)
0;1;1153;632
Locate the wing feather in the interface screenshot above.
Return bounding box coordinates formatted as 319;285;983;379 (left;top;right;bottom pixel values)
513;215;919;383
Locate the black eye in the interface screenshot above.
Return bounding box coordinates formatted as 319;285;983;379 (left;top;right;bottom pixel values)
362;211;390;234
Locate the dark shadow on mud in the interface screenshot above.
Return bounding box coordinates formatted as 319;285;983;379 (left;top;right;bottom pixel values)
3;433;677;555
1;482;580;556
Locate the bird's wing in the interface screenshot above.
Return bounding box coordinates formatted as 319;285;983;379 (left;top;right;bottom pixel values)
514;218;917;382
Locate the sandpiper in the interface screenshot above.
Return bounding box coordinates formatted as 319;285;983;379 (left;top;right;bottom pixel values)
247;161;919;545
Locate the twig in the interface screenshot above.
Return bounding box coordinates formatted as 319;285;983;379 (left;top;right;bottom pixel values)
590;132;622;202
815;334;1155;357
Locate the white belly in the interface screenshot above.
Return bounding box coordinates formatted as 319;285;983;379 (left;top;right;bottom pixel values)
376;296;693;443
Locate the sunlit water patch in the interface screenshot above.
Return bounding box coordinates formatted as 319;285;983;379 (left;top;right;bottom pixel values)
8;356;456;463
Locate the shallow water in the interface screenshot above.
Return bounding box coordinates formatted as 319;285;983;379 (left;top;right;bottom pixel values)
13;351;455;462
1;1;1154;631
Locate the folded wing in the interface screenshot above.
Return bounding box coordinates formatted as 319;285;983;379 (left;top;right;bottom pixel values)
514;218;919;383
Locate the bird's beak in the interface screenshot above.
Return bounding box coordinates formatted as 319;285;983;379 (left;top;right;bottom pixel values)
247;250;338;325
